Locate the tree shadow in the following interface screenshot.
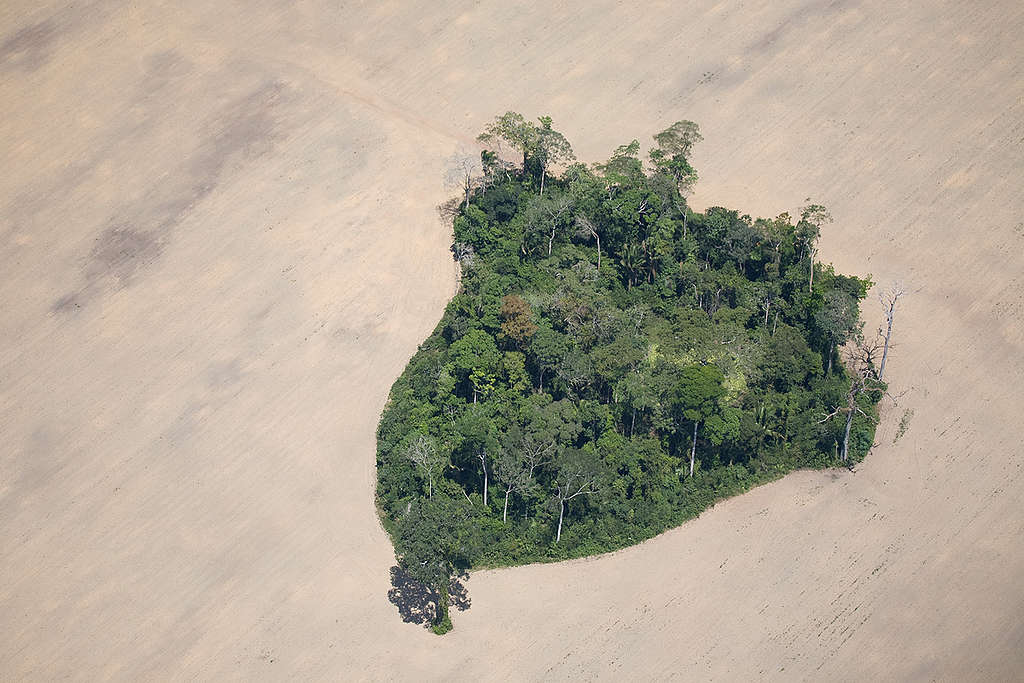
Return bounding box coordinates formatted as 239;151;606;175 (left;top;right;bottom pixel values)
387;566;471;627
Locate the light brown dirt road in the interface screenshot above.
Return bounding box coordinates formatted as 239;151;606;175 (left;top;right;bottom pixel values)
2;1;1022;679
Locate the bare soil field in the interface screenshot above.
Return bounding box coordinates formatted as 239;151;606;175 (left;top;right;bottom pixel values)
2;0;1022;679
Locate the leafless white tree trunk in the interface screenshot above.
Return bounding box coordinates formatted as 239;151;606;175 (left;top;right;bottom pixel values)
556;482;593;543
406;435;446;499
497;432;553;522
503;485;513;523
808;244;817;293
476;447;488;507
689;420;698;477
877;282;906;382
841;390;856;462
554;462;597;543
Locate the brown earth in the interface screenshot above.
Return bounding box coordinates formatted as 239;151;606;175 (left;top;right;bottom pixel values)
1;0;1022;679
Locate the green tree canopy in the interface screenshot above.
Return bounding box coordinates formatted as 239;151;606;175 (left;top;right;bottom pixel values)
376;117;882;633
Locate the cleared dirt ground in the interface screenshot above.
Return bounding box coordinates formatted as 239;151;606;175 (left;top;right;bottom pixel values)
2;0;1022;679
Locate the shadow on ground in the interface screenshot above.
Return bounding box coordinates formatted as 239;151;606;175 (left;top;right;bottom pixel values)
388;566;471;627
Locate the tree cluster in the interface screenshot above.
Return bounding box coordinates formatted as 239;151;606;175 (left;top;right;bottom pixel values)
377;114;882;631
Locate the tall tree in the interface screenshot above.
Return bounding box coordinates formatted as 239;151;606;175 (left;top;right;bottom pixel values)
535;115;575;196
673;364;726;477
877;281;906;382
600;140;644;180
478;111;536;171
760;213;793;278
494;428;551;522
797;204;832;293
519;192;575;257
406;434;447;499
649;120;702;196
552;448;600;543
652;120;703;158
619;242;642;289
494;447;530;523
478;112;575;196
456;407;499;507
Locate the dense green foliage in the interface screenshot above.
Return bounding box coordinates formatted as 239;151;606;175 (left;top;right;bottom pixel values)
378;114;881;630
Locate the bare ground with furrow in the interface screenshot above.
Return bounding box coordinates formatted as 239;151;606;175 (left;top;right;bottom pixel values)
1;0;1022;679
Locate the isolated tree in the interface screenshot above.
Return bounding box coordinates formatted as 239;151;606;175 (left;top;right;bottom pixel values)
877;282;906;381
797;204;832;293
552;448;600;543
406;434;447;499
673;364;726;477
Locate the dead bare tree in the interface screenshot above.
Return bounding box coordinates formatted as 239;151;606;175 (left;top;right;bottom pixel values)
406;435;447;499
877;282;906;382
445;149;483;209
819;337;884;463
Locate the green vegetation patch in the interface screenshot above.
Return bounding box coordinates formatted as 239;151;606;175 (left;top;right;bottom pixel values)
377;113;883;632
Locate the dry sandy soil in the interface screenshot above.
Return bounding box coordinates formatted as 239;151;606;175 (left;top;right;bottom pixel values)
2;0;1022;679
